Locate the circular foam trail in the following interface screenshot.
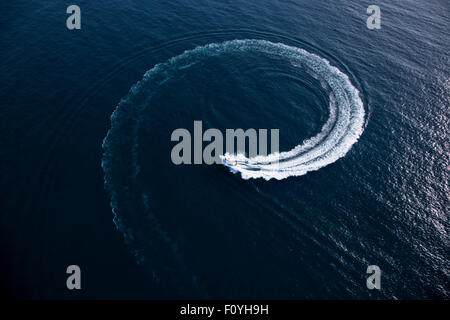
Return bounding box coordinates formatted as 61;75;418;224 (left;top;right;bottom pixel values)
103;39;365;182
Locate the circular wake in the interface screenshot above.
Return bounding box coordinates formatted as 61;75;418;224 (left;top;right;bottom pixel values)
101;38;367;292
212;41;365;180
103;39;365;183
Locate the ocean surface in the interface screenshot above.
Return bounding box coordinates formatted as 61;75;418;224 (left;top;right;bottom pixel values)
1;0;448;299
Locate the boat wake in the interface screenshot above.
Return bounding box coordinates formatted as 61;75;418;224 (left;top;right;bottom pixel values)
211;40;366;180
103;39;366;183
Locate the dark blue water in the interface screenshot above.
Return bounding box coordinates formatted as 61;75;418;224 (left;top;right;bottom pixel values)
1;0;448;299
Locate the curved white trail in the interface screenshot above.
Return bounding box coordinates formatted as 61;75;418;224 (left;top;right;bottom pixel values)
104;39;366;182
213;40;366;180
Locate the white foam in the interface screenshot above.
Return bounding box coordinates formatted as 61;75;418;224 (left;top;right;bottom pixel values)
105;39;365;181
211;40;366;180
